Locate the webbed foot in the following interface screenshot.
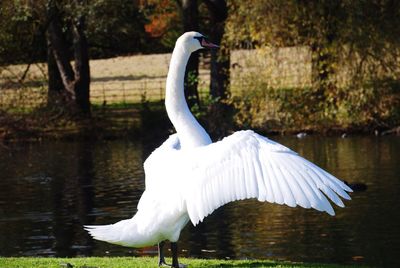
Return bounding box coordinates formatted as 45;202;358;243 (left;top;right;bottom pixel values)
159;260;186;268
159;260;171;267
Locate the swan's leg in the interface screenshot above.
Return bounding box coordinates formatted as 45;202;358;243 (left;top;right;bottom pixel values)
171;242;179;268
158;241;185;268
158;241;169;267
171;242;186;268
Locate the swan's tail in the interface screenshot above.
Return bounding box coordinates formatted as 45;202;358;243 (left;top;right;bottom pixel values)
84;224;119;244
84;219;140;247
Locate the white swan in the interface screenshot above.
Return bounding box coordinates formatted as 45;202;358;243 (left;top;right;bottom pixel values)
85;32;352;267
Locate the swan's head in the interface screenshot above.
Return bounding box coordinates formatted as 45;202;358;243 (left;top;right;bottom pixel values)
177;32;219;53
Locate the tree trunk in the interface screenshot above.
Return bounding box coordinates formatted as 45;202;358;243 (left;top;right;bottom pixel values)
204;0;229;100
46;0;91;116
46;34;64;107
202;0;232;139
47;14;76;99
179;0;200;108
72;15;91;115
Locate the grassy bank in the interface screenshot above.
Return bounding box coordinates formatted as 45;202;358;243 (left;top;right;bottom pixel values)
0;101;173;142
0;257;357;268
1;100;399;143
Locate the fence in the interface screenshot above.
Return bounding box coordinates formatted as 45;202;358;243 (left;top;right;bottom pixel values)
0;77;211;110
91;79;166;104
0;80;166;109
0;47;336;110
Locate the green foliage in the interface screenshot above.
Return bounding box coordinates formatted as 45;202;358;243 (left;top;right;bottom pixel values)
0;0;151;65
86;0;148;58
0;0;47;64
226;0;400;51
338;78;400;127
225;0;400;132
232;80;400;133
225;0;400;87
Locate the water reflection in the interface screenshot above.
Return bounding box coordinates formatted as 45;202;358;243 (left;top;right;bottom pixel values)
0;136;399;267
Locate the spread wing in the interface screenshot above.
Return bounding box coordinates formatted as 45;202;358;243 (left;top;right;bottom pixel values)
138;133;183;212
183;130;352;225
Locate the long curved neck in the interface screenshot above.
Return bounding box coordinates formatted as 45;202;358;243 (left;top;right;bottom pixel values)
165;44;211;148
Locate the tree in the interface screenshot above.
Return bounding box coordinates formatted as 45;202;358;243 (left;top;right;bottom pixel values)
46;35;64;106
47;0;149;115
0;0;46;65
203;0;229;100
86;0;148;58
225;0;400;125
2;0;151;116
46;0;91;116
226;0;400;84
201;0;233;138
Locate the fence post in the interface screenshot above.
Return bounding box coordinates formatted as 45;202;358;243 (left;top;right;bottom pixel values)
102;84;106;105
159;81;163;100
143;80;147;102
122;82;126;105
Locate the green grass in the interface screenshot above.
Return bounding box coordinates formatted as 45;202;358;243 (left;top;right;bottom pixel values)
0;257;357;268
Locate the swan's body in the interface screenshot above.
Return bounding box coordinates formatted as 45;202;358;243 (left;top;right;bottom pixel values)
85;32;352;267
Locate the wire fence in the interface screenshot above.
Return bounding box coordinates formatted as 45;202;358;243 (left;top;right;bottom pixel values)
0;78;212;110
3;46;390;111
91;79;166;104
0;81;165;109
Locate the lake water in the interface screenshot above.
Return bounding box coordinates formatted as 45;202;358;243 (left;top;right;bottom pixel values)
0;135;399;267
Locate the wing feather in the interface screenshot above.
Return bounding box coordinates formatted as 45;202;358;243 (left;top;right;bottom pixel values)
281;162;311;208
276;158;306;208
258;152;275;203
271;157;298;207
285;157;333;213
157;130;352;226
266;157;285;205
292;157;344;209
253;154;267;201
305;161;351;200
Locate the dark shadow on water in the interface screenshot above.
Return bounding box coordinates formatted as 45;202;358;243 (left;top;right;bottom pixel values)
51;141;96;257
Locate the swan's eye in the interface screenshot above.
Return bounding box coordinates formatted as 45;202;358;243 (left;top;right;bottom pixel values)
194;36;204;47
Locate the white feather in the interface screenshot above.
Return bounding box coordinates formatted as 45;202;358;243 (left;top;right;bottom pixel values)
181;130;351;224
